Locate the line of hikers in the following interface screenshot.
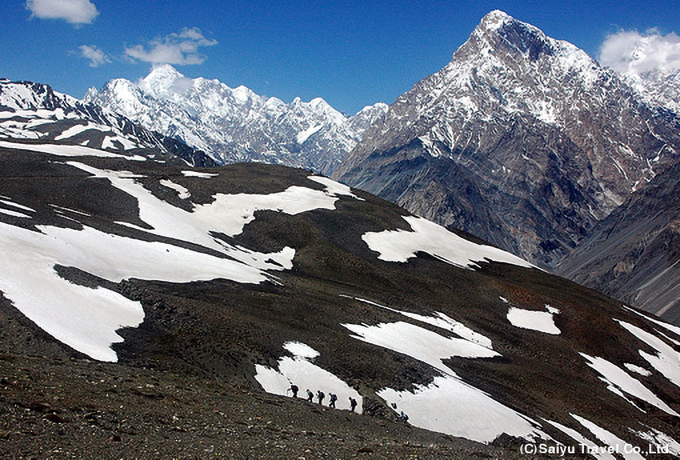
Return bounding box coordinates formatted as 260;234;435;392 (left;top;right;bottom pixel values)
289;384;358;412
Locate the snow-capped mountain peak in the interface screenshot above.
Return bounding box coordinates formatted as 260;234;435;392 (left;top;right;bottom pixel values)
139;64;188;98
336;11;680;270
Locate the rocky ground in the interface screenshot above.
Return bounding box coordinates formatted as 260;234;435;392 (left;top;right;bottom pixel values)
0;290;574;460
0;351;563;460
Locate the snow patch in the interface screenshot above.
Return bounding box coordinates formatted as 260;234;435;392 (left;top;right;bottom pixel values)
362;216;535;270
54;124;92;140
0;198;35;213
634;427;680;457
378;375;547;444
624;364;652;377
572;414;646;460
160;179;191;199
0;208;32;218
507;305;560;335
181;170;218;178
344;296;494;349
283;341;320;359
343;321;499;376
545;418;617;460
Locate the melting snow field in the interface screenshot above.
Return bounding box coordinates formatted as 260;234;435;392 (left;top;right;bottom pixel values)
615;319;680;388
254;342;363;413
581;353;678;416
378;375;547;444
362;215;534;270
0;144;359;361
342;314;548;443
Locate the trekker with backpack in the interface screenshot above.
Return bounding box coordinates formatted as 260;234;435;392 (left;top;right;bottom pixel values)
349;397;357;412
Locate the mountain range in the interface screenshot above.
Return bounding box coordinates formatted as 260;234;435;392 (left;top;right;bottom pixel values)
84;65;387;176
2;11;679;325
0;78;215;167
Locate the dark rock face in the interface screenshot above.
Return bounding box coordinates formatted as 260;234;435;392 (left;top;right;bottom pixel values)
556;162;680;324
334;10;680;269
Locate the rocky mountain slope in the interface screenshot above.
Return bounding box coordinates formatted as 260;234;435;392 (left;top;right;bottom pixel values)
1;130;679;458
85;65;387;175
556;161;680;325
334;10;680;271
0;78;214;167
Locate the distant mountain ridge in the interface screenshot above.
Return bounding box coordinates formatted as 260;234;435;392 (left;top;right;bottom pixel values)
0;78;214;166
334;10;680;269
85;65;387;175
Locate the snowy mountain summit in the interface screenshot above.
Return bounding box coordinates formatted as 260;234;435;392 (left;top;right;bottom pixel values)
336;10;680;269
86;65;387;174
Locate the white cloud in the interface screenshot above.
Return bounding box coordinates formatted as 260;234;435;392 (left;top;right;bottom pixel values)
600;29;680;77
26;0;99;25
125;27;218;66
78;45;110;67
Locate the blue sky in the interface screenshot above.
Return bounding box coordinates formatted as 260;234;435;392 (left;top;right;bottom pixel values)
1;0;679;114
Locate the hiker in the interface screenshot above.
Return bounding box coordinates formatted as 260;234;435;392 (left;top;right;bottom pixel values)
349;397;357;412
399;411;409;423
317;390;325;405
290;384;299;398
329;393;337;408
306;389;313;402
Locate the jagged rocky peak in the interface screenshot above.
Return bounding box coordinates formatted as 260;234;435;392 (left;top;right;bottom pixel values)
336;10;680;271
471;10;555;59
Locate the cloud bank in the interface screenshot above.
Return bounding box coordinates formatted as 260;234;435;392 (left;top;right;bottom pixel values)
125;28;218;67
78;45;110;67
600;29;680;77
26;0;99;25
